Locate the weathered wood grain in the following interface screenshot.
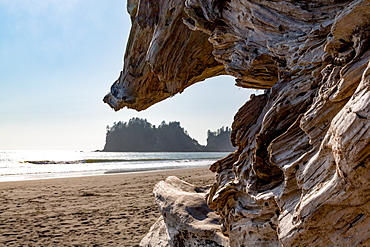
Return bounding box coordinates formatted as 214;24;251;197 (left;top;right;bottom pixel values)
105;0;370;246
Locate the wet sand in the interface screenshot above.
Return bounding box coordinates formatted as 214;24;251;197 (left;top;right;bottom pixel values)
0;167;215;246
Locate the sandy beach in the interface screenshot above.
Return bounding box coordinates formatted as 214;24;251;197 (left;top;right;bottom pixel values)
0;167;216;246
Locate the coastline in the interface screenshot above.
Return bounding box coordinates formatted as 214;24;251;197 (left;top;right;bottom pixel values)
0;164;212;183
0;167;216;246
0;150;228;183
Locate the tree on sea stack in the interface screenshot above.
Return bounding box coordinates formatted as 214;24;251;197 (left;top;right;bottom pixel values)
103;118;234;152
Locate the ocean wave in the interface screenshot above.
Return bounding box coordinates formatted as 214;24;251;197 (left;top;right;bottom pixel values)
104;164;207;174
0;151;229;182
21;157;222;165
21;160;84;165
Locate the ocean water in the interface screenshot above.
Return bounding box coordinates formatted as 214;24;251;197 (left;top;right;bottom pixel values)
0;150;229;182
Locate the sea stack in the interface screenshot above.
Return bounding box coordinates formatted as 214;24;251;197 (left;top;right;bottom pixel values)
104;0;370;246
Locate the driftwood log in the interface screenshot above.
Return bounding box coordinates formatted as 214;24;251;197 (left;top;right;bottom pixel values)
104;0;370;246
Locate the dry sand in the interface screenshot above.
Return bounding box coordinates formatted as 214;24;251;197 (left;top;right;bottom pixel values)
0;167;216;246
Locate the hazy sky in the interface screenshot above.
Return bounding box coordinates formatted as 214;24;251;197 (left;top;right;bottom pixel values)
0;0;256;150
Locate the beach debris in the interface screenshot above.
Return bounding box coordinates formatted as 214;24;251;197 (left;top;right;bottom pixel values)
140;176;228;246
80;191;99;197
109;0;370;246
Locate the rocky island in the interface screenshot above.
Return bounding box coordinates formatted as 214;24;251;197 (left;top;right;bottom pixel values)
103;117;234;152
104;0;370;246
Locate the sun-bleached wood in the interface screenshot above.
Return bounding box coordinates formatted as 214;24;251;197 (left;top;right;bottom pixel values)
105;0;370;246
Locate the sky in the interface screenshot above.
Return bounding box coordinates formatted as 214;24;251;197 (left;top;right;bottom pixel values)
0;0;256;150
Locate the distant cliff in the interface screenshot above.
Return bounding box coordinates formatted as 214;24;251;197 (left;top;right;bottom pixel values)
103;118;235;152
